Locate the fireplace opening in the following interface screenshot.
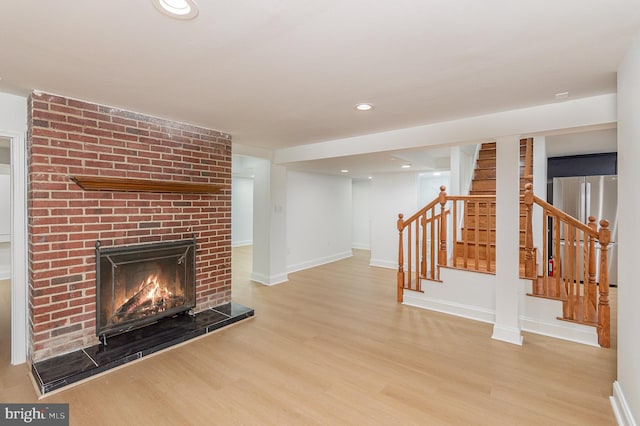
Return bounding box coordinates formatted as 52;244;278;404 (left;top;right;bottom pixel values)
96;237;196;340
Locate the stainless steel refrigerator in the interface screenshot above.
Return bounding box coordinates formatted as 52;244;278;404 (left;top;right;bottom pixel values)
552;175;618;285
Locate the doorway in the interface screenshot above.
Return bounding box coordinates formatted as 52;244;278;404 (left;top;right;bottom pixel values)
0;138;10;364
0;131;27;365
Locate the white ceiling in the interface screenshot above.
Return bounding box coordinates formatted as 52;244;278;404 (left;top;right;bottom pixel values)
0;1;636;177
235;144;456;179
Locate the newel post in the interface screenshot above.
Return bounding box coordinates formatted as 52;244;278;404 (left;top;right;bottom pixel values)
587;216;598;321
438;186;447;267
523;183;535;279
597;219;611;348
397;213;405;303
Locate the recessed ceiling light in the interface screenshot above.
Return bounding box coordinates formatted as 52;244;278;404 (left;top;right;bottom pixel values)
401;164;411;169
355;103;374;111
152;0;199;19
368;176;373;180
341;169;349;173
433;172;441;176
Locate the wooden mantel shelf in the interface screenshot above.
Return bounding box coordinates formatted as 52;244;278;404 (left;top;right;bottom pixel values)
69;175;221;194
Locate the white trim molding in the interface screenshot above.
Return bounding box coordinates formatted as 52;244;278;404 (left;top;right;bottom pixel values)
287;251;352;274
250;272;289;286
368;258;397;269
611;381;637;426
403;293;495;324
491;324;524;346
3;129;28;364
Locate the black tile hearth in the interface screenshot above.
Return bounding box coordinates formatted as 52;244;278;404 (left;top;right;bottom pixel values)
32;302;254;395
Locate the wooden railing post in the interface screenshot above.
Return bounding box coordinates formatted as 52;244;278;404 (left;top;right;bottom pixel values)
597;220;611;348
438;186;447;267
421;214;427;277
397;213;405;303
524;138;533;185
587;216;598;322
524;183;536;279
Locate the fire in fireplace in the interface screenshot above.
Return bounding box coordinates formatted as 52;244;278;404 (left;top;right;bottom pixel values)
96;237;196;341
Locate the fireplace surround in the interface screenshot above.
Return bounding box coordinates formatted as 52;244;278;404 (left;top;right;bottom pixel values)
28;92;233;362
96;237;196;342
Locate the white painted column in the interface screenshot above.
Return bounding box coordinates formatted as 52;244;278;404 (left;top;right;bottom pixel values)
492;136;523;345
532;136;547;274
251;160;288;285
613;29;640;426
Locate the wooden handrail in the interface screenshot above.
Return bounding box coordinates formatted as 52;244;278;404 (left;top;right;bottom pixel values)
531;193;597;237
524;182;610;347
397;186;496;302
398;180;611;348
399;198;441;231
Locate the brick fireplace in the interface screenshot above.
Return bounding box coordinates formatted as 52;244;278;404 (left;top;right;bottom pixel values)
28;92;232;362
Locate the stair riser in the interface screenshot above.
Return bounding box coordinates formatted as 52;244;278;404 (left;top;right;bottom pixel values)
458;229;526;244
478;149;496;160
454;244;495;260
469;190;496;196
471;179;496;191
462;217;495;228
474;168;495;179
454;244;528;261
461;215;527;227
476;158;496;168
464;204;497;215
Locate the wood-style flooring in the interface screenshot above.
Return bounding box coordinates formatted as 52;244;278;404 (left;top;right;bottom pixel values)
0;249;617;425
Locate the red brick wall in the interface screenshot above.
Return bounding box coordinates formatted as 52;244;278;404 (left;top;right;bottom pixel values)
28;92;232;362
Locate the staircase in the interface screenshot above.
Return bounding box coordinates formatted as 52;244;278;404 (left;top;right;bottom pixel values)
395;137;612;348
453;139;533;273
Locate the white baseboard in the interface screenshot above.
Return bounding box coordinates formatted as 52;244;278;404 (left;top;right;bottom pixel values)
403;292;496;324
250;272;288;286
287;251;352;274
520;315;599;347
491;324;523;346
232;240;252;247
369;258;397;269
611;381;638;426
351;243;370;250
520;292;599;347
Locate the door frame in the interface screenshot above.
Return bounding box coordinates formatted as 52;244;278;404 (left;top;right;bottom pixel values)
2;129;27;364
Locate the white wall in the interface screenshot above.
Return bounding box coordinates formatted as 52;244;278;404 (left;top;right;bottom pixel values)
231;177;253;246
286;170;353;272
352;180;371;250
0;146;9;164
614;31;640;426
418;171;450;205
370;172;419;269
0;92;27;131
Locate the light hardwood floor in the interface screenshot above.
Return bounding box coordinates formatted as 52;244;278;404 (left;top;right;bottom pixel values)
0;249;617;425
